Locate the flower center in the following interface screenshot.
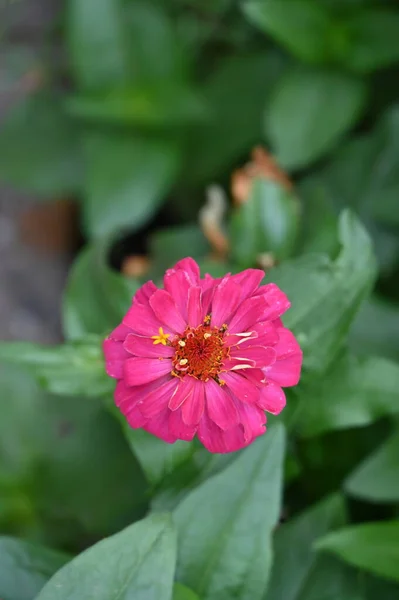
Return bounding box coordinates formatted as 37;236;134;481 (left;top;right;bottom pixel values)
171;318;228;381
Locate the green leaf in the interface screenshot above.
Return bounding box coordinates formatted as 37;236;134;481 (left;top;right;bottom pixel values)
230;178;300;267
36;513;177;599
296;556;363;600
0;338;111;397
149;225;210;275
350;297;399;363
346;10;399;74
174;424;285;600
242;0;334;64
123;427;195;487
266;66;367;169
320;106;399;227
315;521;399;583
345;430;399;503
294;354;399;437
173;583;201;600
0;366;146;539
184;52;285;185
67;0;130;90
265;494;346;600
270;210;376;376
63;241;139;340
66;85;205;127
0;93;82;195
0;537;69;600
82;132;180;238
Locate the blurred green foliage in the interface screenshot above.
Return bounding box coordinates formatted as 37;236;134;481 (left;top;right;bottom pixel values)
1;0;399;598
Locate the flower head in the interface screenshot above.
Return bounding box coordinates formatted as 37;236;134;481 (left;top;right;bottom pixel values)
103;258;302;453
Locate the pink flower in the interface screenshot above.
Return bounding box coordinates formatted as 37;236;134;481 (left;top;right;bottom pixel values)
103;258;302;453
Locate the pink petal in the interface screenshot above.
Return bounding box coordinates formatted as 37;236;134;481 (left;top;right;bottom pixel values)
108;323;131;341
223;331;258;348
133;281;158;306
171;257;200;283
258;382;286;414
198;411;248;453
149;289;186;333
230;345;276;368
124;334;174;358
123;303;163;336
125;405;147;428
163;269;191;320
235;400;267;442
211;277;242;327
230;269;265;301
243;368;267;387
222;371;260;404
169;377;194;411
143;408;177;444
228;295;267;333
124;357;172;386
169;409;197;441
239;322;279;348
256;283;291;320
205;379;239;430
116;376;170;410
265;328;302;387
222;357;256;371
103;339;129;379
187;286;203;327
182;379;205;426
139;378;179;418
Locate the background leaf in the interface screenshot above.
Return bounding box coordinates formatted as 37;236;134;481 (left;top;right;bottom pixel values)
271;210;376;376
294;354;399;437
345;430;399;503
266;66;367;169
62;240;139;340
82;132;180;238
0;94;82;195
315;521;399;582
265;494;347;600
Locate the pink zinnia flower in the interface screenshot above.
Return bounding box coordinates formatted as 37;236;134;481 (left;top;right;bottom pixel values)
103;258;302;453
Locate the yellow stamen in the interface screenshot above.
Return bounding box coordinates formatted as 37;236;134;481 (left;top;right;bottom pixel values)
178;340;186;347
179;358;188;365
151;327;170;346
204;332;211;339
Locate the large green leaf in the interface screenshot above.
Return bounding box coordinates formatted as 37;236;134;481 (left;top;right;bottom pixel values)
345;430;399;503
67;0;130;89
242;0;335;64
0;338;111;397
174;424;285;600
36;514;177;600
184;52;284;186
315;521;399;582
63;241;139;340
270;210;376;376
265;494;346;600
345;10;399;74
0;537;69;600
266;66;367;169
294;354;399;437
0;94;82;195
82;132;180;238
230;178;300;267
